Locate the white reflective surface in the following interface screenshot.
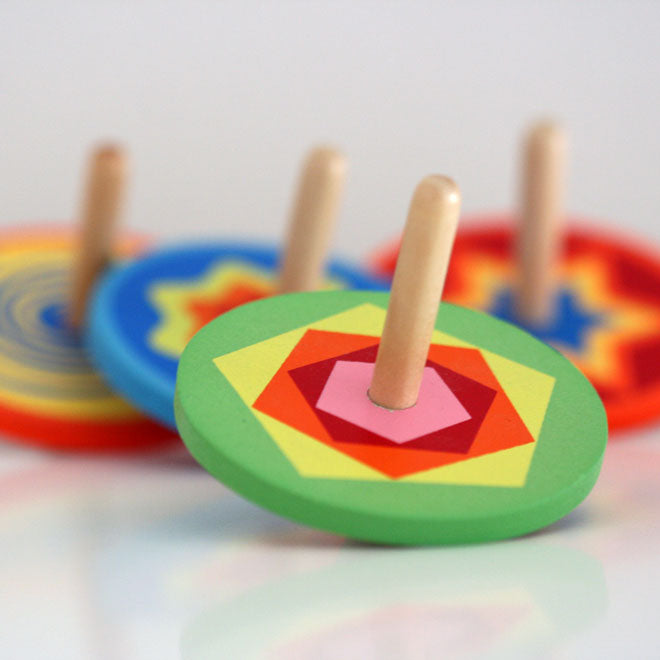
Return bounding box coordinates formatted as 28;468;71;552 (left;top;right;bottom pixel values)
1;429;659;659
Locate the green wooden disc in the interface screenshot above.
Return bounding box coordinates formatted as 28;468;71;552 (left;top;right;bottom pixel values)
175;291;607;545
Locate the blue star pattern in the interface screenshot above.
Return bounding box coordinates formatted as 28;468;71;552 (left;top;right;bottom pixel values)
489;288;606;352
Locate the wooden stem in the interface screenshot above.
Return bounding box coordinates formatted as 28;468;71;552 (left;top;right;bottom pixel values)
69;145;128;328
369;175;461;410
516;121;567;324
278;146;347;293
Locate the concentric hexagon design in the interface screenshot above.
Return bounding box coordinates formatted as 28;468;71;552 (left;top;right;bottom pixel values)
255;333;534;478
213;303;556;486
287;343;496;455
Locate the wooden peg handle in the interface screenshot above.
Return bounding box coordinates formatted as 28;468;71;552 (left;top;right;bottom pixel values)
516;121;567;323
369;175;461;410
278;146;347;293
69;145;128;328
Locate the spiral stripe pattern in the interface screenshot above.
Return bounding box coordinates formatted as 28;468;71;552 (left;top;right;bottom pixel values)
0;233;135;420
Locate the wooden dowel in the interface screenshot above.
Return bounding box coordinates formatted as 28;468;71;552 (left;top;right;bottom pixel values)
369;175;461;410
69;145;128;328
516;121;567;324
278;146;347;293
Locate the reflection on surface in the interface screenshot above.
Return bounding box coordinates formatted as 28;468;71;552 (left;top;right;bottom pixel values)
181;541;606;659
1;429;660;659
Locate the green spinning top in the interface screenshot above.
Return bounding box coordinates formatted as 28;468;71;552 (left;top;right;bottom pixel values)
175;176;607;545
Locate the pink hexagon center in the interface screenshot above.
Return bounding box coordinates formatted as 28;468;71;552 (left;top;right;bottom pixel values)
315;360;472;444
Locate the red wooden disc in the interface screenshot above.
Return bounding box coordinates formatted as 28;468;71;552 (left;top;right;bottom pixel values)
370;216;660;432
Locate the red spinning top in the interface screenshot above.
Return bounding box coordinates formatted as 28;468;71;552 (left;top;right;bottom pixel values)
370;122;660;432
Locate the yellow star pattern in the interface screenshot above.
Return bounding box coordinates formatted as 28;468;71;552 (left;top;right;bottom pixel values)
149;261;276;358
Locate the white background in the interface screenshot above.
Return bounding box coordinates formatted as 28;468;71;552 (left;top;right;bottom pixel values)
2;1;659;252
1;2;660;659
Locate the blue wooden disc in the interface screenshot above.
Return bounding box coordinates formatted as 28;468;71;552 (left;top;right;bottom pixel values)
86;241;387;428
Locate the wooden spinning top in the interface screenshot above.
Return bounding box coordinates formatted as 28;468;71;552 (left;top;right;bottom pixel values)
85;146;386;429
0;145;175;451
175;174;607;545
370;122;660;432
